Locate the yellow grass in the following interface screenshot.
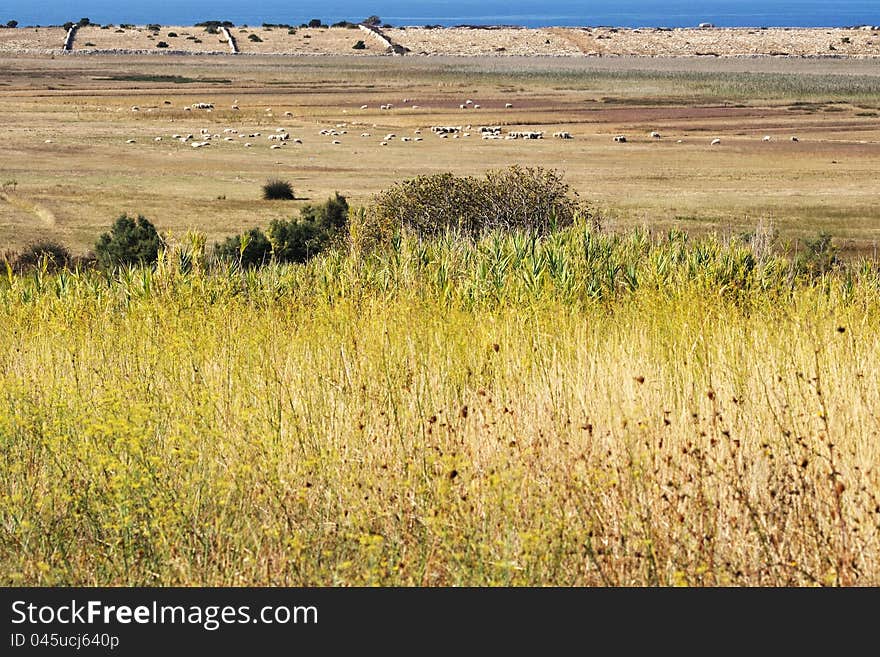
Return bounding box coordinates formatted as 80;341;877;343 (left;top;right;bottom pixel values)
1;230;879;586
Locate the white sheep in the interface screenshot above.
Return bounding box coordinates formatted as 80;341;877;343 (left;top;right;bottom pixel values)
711;138;721;145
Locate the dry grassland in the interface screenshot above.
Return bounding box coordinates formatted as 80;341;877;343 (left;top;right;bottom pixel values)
0;53;879;257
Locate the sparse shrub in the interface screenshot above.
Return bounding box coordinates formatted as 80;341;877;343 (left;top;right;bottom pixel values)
167;32;178;37
83;42;95;46
7;20;19;29
156;41;169;48
77;17;91;27
214;227;272;268
248;33;263;42
63;22;74;31
262;179;295;200
12;240;71;273
361;165;590;249
796;231;839;277
352;40;366;49
94;214;161;269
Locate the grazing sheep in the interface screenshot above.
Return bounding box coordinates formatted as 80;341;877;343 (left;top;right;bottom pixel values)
791;136;799;142
360;104;369;109
473;104;481;109
270;144;283;149
553;131;573;139
361;132;371;137
650;131;661;139
293;138;303;144
710;138;721;145
126;139;137;144
154;137;162;142
763;135;772;142
131;106;140;112
380;141;388;146
244;143;252;147
459;104;467;109
613;135;627;143
231;105;240;110
505;103;513;108
465;99;473;105
284;111;293;117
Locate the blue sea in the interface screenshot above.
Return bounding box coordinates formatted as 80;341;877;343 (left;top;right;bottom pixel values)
1;1;877;29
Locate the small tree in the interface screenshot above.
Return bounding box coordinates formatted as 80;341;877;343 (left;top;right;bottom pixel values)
308;19;324;28
363;15;382;26
6;20;19;29
94;214;161;269
262;179;295;200
77;17;91;27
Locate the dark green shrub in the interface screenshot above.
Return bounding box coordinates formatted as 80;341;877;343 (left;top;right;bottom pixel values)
7;20;19;28
308;19;324;28
156;41;169;48
13;240;71;273
214;227;272;268
262;179;295;200
248;33;262;42
77;17;91;27
268;218;328;263
300;192;349;232
167;32;178;37
94;214;161;269
352;40;366;49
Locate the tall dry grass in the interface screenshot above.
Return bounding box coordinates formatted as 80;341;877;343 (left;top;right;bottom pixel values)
1;226;879;585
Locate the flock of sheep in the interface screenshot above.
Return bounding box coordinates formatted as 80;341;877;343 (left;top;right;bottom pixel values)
117;97;802;152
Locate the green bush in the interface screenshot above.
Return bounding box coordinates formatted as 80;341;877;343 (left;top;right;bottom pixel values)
94;214;161;269
300;192;349;231
248;33;263;42
262;179;295;200
361;165;590;249
267;219;327;263
156;41;169;48
214;227;272;268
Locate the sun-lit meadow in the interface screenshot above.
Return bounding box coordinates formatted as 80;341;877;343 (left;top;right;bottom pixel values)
2;224;880;586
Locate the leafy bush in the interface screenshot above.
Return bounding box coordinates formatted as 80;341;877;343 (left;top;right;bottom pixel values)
167;32;178;37
352;40;366;49
7;20;19;28
214;227;272;268
94;214;161;269
267;219;328;263
156;41;169;48
360;165;590;249
300;192;349;232
262;179;295;200
12;240;71;273
248;33;263;42
308;19;325;28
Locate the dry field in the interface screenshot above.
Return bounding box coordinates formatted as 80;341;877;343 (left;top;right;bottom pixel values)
1;53;879;257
